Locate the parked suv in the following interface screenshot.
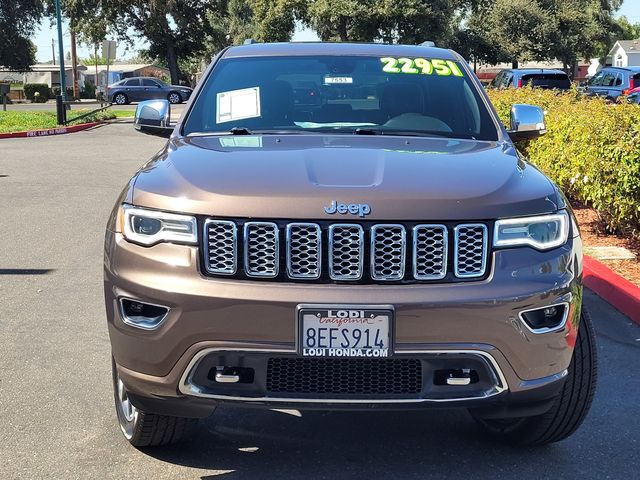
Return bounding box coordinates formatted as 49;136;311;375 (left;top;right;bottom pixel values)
490;68;571;90
583;66;640;101
107;76;192;105
105;42;596;448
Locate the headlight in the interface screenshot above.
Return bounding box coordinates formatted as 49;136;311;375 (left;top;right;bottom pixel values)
493;211;569;250
121;205;197;246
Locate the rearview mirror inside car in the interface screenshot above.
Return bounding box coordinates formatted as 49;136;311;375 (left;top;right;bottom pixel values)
507;104;546;142
134;100;173;137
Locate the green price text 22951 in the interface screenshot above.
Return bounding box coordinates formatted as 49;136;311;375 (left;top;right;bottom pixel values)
380;57;464;77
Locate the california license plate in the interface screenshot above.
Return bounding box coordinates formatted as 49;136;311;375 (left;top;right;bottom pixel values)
297;306;393;358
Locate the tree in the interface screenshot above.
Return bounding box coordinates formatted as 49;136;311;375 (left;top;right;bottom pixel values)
615;15;640;40
60;0;214;84
456;0;624;74
0;0;43;70
205;0;301;56
251;0;301;42
545;0;622;76
112;1;215;84
298;0;458;44
206;0;257;54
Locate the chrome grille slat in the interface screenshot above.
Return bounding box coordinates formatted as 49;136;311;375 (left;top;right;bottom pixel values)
413;224;447;280
328;224;364;280
244;222;279;277
454;224;488;278
286;223;321;279
203;218;489;282
203;219;237;275
371;224;406;281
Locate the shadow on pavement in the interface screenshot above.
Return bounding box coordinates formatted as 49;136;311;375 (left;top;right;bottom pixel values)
0;268;55;275
142;408;569;479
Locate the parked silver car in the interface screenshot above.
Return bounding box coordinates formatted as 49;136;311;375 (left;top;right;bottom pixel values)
107;77;193;105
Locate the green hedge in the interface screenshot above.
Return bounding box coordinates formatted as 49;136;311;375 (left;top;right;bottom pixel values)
23;83;50;103
487;87;640;238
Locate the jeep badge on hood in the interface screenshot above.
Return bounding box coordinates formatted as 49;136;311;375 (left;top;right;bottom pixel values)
324;200;371;217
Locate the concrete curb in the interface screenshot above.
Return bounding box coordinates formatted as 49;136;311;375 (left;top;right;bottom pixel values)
583;255;640;325
0;121;103;139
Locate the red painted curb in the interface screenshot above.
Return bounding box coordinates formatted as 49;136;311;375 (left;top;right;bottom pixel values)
583;255;640;325
0;121;103;139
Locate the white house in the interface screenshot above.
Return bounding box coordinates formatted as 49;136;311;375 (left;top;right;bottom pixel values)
0;64;86;88
80;64;170;88
607;39;640;67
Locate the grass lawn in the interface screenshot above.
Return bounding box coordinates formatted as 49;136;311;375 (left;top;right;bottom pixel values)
0;108;132;134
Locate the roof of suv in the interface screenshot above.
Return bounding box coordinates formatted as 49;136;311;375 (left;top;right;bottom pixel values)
602;66;640;73
222;42;458;60
503;68;568;75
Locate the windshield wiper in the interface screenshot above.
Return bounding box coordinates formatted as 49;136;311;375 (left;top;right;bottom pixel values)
354;128;431;137
354;128;379;135
230;126;252;135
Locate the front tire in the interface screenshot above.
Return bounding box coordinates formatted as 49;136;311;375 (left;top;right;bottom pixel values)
472;306;597;446
113;93;128;105
112;359;197;447
168;92;182;104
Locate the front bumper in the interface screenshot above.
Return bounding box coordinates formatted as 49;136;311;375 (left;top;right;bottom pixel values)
105;231;583;414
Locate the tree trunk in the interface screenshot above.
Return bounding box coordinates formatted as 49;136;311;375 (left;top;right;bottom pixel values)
166;37;180;84
511;59;519;69
70;28;79;100
337;17;348;42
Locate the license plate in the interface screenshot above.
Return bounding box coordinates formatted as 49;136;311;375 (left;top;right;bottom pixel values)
297;306;393;358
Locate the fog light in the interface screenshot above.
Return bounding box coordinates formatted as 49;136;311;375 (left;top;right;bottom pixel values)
119;298;169;330
519;303;568;333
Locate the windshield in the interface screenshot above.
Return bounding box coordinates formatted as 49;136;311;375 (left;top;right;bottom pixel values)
522;73;571;90
183;55;498;140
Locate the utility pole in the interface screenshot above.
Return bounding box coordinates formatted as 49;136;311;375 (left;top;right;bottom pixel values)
70;28;79;99
52;39;56;65
54;0;67;101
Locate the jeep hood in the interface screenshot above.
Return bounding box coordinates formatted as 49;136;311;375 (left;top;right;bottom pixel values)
131;135;558;220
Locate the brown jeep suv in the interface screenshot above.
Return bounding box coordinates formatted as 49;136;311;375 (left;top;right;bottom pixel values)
104;42;596;447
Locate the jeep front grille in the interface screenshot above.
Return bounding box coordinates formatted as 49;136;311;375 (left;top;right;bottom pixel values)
413;225;448;280
328;224;364;280
286;223;322;279
243;222;279;277
204;219;237;275
371;224;406;280
203;219;489;283
454;224;488;278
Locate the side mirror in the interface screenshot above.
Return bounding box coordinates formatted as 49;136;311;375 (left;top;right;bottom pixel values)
507;104;546;142
134;100;172;137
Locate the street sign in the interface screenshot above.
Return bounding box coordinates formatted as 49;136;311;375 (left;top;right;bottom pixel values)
102;40;117;60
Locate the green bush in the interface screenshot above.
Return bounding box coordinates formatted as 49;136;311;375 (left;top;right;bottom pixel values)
81;83;96;99
51;86;74;99
487;87;640;238
23;83;50;102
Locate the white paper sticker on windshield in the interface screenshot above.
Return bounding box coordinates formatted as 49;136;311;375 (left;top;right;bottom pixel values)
324;76;353;85
216;87;261;124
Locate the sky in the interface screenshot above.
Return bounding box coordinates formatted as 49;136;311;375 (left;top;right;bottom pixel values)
33;0;639;63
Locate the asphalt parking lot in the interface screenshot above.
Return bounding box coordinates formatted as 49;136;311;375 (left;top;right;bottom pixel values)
1;124;639;479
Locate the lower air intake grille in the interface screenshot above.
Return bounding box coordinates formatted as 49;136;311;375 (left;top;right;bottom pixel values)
266;357;423;396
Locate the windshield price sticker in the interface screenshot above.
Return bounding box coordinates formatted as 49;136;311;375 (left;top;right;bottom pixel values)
216;86;261;124
380;57;464;77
